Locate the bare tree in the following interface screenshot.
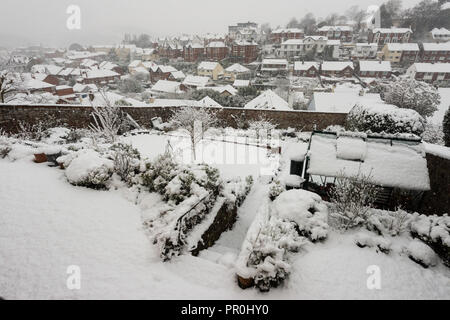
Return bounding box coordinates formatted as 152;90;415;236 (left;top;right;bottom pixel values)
170;106;218;161
89;89;121;143
0;64;22;103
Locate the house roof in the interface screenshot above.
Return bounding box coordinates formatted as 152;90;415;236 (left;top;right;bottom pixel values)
198;61;221;71
359;60;391;72
233;79;250;87
309;92;382;113
318;25;352;32
182;75;210;87
411;63;450;73
294;61;319;71
372;27;412;34
307;132;430;191
272;28;304;34
199;96;223;108
82;69;120;79
151;80;182;93
422;42;450;51
244;89;291;110
262;58;288;65
207;41;226;48
225;63;250;73
386;43;419;51
321;61;353;71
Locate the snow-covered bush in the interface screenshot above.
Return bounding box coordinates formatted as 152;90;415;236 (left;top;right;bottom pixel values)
422;122;444;145
354;232;392;254
329;169;380;229
142;153;178;194
222;175;253;209
404;240;438;268
111;143;142;185
63;150;114;189
268;180;285;201
381;79;440;118
367;208;412;236
347;103;426;136
410;213;450;266
444;106;450;147
248;216;306;292
272;189;329;241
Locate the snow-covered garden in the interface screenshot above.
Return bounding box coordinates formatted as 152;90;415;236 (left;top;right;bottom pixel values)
1;107;449;299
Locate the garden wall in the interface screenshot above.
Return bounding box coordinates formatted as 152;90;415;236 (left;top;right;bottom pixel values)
0;104;347;133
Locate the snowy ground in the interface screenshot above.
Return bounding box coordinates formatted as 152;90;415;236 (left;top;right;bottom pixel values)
428;88;450;125
1;158;449;300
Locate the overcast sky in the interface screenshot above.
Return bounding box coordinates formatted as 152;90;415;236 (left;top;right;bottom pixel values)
0;0;422;48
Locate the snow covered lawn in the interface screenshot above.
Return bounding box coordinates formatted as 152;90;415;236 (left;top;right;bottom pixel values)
1;159;449;299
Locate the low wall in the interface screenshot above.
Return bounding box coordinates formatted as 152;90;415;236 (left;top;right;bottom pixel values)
0;104;347;133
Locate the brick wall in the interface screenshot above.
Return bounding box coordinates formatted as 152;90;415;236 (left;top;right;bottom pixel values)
0;104;347;133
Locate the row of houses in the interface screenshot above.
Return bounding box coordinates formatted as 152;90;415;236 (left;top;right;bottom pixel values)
380;42;450;64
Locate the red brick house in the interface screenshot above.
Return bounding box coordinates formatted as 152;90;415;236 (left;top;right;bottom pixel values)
206;41;228;61
293;61;320;77
317;26;353;42
407;63;450;83
230;40;258;63
357;60;392;78
369;27;412;45
421;43;450;63
183;43;205;62
320;61;354;78
270;28;304;44
79;69;120;86
150;65;178;83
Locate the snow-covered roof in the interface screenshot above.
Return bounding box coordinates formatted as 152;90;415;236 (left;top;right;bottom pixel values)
99;61;119;70
198;61;221;71
73;83;98;93
225;63;250;73
386;43;420;51
207;41;226;48
372;27;412;34
128;60;142;68
309;92;382;113
359;60;391;72
422;42;450;51
326;40;341;46
272;28;304;34
321;61;353;71
182;75;210;87
244;89;291;110
151;80;183;93
431;27;450;37
82;69;120;79
199;85;238;96
23;79;55;90
356;42;378;48
281;39;304;45
170;70;186;80
149;98;201;107
55;85;72;90
294;61;320;71
132;66;150;74
410;63;450;73
318;26;352;32
307;132;430;191
233;79;250;87
80;91;147;107
198;96;223;108
158;65;178;73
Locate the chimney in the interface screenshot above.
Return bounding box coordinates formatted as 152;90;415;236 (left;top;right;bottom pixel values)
88;92;94;101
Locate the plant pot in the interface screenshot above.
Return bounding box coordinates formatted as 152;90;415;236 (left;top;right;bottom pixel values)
34;153;47;163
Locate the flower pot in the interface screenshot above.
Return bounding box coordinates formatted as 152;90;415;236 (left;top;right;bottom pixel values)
34;153;47;163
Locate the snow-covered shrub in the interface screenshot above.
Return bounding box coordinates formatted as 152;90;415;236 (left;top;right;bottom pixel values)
347;103;426;136
248;216;306;292
62;128;89;143
268;180;285;201
381;79;440;118
329;169;380;229
367;208;412;236
272;189;329;241
64;150;114;189
404;240;438;268
222;175;253;209
0;132;11;158
354;232;392;254
111;143;141;185
410;214;450;266
422;122;444;145
444;106;450;147
142;153;178;194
